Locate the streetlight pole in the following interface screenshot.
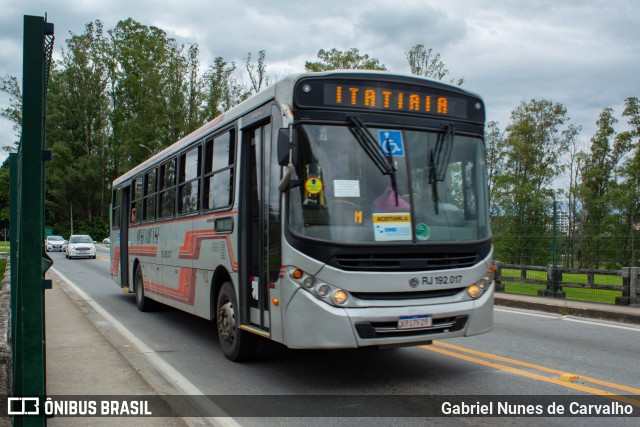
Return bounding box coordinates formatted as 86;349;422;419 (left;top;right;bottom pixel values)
139;144;154;156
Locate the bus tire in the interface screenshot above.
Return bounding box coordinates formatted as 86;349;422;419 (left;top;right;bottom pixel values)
216;281;257;362
134;264;153;312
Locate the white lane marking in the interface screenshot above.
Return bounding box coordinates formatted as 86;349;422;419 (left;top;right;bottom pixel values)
494;308;559;319
563;316;640;332
496;307;640;332
51;267;241;427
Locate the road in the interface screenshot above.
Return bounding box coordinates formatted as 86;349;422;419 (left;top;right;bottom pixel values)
46;247;640;426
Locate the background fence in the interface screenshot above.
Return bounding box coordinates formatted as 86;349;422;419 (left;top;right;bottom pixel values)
493;263;639;305
492;198;640;305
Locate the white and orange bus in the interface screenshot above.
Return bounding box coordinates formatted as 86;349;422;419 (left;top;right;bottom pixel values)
110;71;494;361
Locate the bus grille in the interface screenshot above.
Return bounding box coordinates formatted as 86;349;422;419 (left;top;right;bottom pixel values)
331;253;478;272
351;288;465;301
355;315;468;339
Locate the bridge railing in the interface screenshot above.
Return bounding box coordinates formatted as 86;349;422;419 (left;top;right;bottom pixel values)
494;262;639;306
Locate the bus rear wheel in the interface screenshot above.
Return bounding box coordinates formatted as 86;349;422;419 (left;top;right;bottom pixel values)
135;264;153;312
216;282;257;362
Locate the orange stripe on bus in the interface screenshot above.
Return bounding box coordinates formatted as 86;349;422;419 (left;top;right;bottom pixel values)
145;267;197;305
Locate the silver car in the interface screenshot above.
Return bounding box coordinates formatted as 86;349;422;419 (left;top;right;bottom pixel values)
66;235;97;259
45;235;66;252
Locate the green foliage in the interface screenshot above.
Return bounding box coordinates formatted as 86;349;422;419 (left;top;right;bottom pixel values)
405;44;463;86
491;100;574;265
202;57;248;121
0;74;22;151
305;48;387;72
50;218;109;241
491;98;640;269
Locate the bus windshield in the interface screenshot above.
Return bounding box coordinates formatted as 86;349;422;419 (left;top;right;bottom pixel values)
288;123;490;244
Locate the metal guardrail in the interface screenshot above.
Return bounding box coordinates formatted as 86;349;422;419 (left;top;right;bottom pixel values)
494;262;639;306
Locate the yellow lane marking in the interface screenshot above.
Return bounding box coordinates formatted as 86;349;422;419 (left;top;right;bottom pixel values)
432;341;640;395
96;255;109;261
420;343;640;407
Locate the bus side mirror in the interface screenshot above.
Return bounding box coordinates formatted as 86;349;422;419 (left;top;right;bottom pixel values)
277;128;297;167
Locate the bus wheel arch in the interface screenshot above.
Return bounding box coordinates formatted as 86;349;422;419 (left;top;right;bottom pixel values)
210;266;232;321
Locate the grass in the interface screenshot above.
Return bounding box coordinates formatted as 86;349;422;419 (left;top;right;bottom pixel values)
0;259;6;288
500;268;622;304
0;241;8;253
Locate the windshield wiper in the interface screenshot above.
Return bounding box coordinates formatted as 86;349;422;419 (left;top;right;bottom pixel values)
428;125;455;214
348;116;400;206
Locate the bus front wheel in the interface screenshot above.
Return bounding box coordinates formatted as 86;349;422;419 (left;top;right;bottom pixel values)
216;282;257;362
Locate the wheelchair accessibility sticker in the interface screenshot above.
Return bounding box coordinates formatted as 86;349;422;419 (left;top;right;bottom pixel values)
378;130;405;157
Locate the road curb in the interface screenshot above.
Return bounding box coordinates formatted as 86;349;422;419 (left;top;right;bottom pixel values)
494;294;640;325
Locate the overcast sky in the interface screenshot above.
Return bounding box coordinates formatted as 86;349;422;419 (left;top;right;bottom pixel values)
1;0;638;167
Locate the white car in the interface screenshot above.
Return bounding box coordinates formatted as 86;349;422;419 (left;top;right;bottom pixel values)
103;237;111;244
66;235;97;259
45;235;66;252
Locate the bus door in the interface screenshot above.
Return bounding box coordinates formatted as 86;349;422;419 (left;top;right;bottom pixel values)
119;185;131;290
240;120;274;333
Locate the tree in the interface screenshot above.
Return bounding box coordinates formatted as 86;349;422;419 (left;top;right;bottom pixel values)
617;97;640;266
492;99;574;265
305;48;386;72
202;57;248;121
0;74;22;152
46;21;110;222
109;18;180;171
245;50;270;94
484;121;505;214
577;107;632;268
186;44;204;132
563;125;584;268
406;44;463;86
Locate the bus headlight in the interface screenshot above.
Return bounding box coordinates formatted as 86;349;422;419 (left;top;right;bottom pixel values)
302;276;315;289
287;266;351;307
467;270;494;299
333;290;348;305
316;284;330;297
467;284;482;299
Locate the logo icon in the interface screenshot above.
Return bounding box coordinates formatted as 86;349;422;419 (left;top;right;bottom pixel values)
409;277;420;288
7;397;40;415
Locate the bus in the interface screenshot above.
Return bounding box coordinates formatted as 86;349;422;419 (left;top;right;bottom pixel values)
110;71;494;362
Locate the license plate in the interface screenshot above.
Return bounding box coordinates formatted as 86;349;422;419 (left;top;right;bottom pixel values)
398;315;432;329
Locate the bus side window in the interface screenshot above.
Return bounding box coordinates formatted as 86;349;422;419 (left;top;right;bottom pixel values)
159;158;177;218
178;145;202;215
143;168;157;221
131;175;143;225
112;187;121;229
204;130;235;210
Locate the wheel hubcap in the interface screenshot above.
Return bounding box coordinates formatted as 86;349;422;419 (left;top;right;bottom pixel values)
218;299;235;344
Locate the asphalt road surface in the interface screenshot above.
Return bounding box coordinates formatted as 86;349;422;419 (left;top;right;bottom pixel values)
45;248;640;426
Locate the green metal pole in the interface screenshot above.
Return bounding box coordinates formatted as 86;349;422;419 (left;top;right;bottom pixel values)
552;198;558;296
12;15;53;427
9;152;20;399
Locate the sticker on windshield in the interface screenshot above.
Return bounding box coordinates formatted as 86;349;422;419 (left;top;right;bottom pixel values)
372;213;412;241
305;177;323;195
334;180;360;197
415;223;430;241
378;130;405;157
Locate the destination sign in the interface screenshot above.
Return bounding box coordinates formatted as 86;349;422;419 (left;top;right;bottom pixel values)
294;78;479;120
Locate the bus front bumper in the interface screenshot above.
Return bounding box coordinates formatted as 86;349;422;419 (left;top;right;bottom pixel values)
283;284;493;349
